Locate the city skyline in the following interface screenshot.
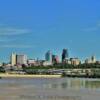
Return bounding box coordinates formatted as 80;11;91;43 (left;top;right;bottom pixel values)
2;49;98;64
0;0;100;62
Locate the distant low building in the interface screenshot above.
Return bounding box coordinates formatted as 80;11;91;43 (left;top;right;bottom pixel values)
85;56;96;64
70;58;81;65
85;58;91;64
96;61;100;64
0;63;3;67
28;60;43;66
27;59;36;66
28;59;35;64
66;59;71;64
42;61;52;66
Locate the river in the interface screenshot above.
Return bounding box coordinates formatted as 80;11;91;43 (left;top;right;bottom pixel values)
0;77;100;100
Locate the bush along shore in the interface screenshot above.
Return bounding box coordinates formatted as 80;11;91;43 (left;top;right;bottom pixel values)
61;72;100;78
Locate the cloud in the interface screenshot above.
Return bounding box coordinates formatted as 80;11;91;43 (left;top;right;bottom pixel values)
0;44;33;48
83;21;100;32
97;21;100;27
0;25;33;48
0;38;15;42
0;27;31;36
0;25;31;43
83;27;98;32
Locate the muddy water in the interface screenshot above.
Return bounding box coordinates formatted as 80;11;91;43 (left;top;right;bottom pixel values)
0;78;100;100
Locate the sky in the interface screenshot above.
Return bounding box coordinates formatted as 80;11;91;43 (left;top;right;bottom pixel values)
0;0;100;62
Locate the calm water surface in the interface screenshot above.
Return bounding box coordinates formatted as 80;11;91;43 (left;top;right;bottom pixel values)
0;77;100;100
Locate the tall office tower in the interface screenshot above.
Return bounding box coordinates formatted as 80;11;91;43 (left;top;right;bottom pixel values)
16;54;27;65
11;53;17;66
52;55;56;63
91;55;96;63
62;49;68;62
45;50;52;62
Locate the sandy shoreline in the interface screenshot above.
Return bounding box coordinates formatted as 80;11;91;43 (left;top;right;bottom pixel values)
0;74;61;78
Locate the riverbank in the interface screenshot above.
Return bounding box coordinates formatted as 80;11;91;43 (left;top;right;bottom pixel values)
0;74;100;79
0;74;61;78
61;72;100;78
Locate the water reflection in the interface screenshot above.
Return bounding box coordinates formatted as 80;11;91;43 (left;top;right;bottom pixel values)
85;81;100;89
61;82;68;89
48;78;100;90
0;78;100;100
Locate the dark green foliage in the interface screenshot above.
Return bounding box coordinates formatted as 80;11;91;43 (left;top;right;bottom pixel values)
0;67;5;73
23;63;100;70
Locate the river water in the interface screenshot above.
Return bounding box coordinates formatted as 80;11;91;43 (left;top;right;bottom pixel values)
0;77;100;100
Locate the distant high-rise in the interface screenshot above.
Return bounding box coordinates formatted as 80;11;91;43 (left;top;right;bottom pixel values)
62;49;68;62
52;55;56;63
11;53;17;66
45;50;52;62
16;54;27;65
91;55;96;63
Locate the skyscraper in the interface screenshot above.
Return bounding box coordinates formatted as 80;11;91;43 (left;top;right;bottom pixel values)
11;53;17;66
45;50;52;62
91;55;96;63
62;49;68;62
16;54;27;65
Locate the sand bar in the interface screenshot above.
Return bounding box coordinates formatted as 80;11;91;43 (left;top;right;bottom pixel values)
0;74;61;78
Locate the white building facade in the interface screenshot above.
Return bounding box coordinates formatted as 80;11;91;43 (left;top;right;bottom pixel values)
16;55;27;65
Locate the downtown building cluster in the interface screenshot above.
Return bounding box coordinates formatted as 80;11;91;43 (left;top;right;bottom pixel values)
10;51;60;67
0;48;98;69
9;49;81;67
